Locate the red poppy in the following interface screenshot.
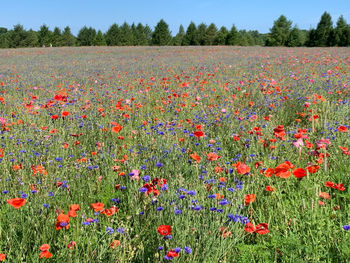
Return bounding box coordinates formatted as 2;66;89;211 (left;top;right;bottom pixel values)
274;161;293;178
193;131;205;139
110;240;120;249
207;152;220;161
233;162;250;175
61;111;70;117
0;254;5;261
100;207;118;217
68;204;80;217
306;164;320;174
40;250;52;259
7;198;26;209
40;244;50;251
292;168;307;179
244;194;256;206
157;225;172;236
265;185;275;192
338;126;348;132
67;241;76;249
167;250;179;258
190;152;201;163
51;115;59;120
111;124;123;133
255;223;269;235
56;213;70;230
264;168;274;177
90;202;105;212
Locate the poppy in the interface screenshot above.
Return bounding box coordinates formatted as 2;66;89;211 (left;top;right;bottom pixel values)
68;204;80;217
292;168;307;179
274;161;294;178
338;126;348;132
193;131;205;139
233;162;250;175
319;192;330;200
67;241;76;249
190;153;201;163
157;225;172;236
40;244;50;251
306;165;320;174
207;152;220;161
40;250;52;259
244;194;256;206
0;254;5;261
90;202;105;212
56;213;70;230
264;168;274;177
110;240;120;249
255;223;269;235
111;124;123;133
61;111;70;117
100;207;118;217
167;250;179;258
265;185;275;192
7;198;26;209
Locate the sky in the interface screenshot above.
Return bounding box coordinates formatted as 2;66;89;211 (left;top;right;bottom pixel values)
1;0;350;35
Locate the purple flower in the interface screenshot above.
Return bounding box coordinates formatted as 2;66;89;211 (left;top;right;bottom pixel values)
184;246;192;254
343;225;350;230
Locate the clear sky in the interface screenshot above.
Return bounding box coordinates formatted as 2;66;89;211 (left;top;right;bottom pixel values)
1;0;350;35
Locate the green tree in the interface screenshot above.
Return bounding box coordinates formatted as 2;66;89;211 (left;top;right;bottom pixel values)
105;24;120;46
119;22;133;46
22;29;38;47
267;15;292;46
227;25;239;45
214;26;228;45
197;23;207;45
9;24;27;48
62;26;76;46
52;27;63;47
133;23;148;45
0;33;10;48
334;16;350;46
38;24;53;47
173;25;185;46
77;26;96;46
204;23;218;45
286;26;304;46
94;30;106;46
183;22;199;45
144;25;153;45
0;28;7;34
152;19;172;46
314;12;333;46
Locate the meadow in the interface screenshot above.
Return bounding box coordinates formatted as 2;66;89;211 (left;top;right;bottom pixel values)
0;46;349;262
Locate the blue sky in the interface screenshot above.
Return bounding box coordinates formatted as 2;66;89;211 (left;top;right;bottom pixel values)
1;0;350;35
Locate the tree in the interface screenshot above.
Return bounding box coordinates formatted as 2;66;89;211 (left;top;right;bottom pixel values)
52;27;63;47
334;16;350;46
0;28;7;34
62;26;76;46
286;26;304;46
214;26;228;45
227;25;239;45
105;24;120;46
183;22;199;45
197;23;207;45
77;26;96;46
173;25;185;46
204;23;218;45
144;25;153;45
133;23;148;45
119;22;133;46
22;29;38;47
314;12;333;46
38;24;52;47
0;33;10;48
267;15;292;46
94;30;106;46
152;19;172;45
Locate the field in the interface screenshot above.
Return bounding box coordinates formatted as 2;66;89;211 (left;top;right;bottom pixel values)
0;46;349;262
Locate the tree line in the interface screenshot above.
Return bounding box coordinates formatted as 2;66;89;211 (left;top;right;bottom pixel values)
0;12;349;48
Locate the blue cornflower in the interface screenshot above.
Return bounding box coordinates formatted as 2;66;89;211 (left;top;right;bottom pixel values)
184;246;192;254
106;227;114;234
174;247;181;253
116;228;125;233
142;175;151;182
343;225;350;230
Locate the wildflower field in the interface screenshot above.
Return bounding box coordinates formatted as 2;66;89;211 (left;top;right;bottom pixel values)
0;46;349;262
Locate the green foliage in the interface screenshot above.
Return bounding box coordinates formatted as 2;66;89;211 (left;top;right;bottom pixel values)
197;23;207;45
52;27;63;47
183;22;199;46
0;33;10;48
286;26;304;47
204;23;218;45
119;22;133;46
151;19;172;46
334;16;350;46
22;29;39;47
173;25;185;46
9;24;28;48
38;24;52;47
133;23;148;46
77;26;96;46
267;15;292;46
105;24;120;46
94;30;106;46
314;12;333;47
227;25;239;45
214;26;228;45
62;26;76;46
